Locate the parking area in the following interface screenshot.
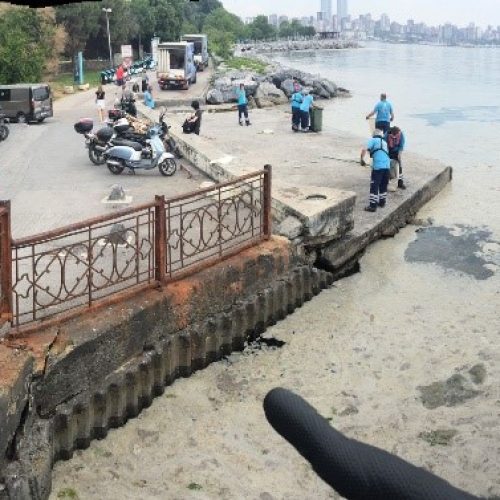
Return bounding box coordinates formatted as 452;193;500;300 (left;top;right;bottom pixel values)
0;84;208;239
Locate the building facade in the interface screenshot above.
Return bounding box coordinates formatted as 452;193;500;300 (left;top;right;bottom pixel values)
337;0;348;22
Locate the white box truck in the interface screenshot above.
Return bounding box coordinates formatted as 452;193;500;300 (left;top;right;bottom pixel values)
180;34;209;71
157;42;197;90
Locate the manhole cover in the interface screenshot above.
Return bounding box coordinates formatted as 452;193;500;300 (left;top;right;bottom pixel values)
306;194;327;201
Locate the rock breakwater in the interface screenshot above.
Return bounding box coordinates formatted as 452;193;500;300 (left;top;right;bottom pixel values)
206;51;350;107
239;39;359;53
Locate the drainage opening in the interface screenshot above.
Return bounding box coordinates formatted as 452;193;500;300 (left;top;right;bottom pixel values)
245;335;286;353
314;251;361;280
306;194;327;201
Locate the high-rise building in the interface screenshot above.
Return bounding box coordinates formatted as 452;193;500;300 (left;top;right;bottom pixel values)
320;0;332;26
337;0;348;21
269;14;278;27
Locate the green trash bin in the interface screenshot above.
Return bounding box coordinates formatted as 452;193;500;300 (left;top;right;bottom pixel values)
309;105;323;132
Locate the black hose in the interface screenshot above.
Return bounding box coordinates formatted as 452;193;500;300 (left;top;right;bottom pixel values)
263;388;479;500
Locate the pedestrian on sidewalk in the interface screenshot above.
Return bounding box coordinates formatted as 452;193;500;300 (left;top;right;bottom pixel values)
360;129;391;212
141;71;149;92
291;82;303;131
115;64;125;89
299;89;314;132
236;83;251;126
386;126;407;190
366;93;394;134
95;85;106;123
143;85;155;109
182;100;202;135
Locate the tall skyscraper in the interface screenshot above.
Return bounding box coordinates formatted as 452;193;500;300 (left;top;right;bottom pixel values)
320;0;332;26
337;0;348;20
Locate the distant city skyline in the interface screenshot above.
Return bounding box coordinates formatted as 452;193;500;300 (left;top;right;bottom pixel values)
221;0;500;28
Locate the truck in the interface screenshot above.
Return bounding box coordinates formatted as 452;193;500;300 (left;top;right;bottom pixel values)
180;34;209;71
156;42;197;90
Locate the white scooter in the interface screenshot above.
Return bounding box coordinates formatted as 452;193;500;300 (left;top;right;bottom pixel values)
103;120;177;176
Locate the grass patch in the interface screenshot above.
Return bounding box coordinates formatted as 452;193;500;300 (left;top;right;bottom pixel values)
57;488;79;499
187;483;203;491
225;57;268;74
418;429;458;446
47;71;102;100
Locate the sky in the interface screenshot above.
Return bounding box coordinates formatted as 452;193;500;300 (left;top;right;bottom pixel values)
220;0;500;28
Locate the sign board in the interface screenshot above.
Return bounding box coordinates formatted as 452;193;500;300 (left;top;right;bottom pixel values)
151;37;160;65
121;45;133;58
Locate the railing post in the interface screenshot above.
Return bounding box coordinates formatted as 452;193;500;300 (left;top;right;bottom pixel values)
263;165;272;240
0;200;13;322
154;195;166;284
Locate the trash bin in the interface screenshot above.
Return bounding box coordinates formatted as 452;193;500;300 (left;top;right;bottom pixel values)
309;105;323;132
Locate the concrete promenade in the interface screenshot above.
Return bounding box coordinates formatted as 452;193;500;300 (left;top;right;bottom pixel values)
0;75;209;240
140;103;452;264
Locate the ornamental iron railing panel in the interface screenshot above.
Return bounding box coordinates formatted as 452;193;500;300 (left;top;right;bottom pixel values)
2;167;271;330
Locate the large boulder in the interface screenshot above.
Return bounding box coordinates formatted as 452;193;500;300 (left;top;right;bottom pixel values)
320;78;337;97
280;79;296;97
206;88;224;104
254;81;288;108
232;79;259;97
212;76;238;102
313;80;331;99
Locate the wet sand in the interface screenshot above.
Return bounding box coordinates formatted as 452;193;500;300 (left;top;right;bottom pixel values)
50;163;500;499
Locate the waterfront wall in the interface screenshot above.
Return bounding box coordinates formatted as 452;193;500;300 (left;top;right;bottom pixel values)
0;237;333;499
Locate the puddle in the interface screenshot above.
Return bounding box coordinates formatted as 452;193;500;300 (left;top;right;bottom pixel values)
405;225;499;280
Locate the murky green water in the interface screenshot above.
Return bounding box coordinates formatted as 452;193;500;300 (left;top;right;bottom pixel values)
50;45;500;499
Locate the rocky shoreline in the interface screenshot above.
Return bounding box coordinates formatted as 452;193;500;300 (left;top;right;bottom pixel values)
206;49;351;107
240;38;359;53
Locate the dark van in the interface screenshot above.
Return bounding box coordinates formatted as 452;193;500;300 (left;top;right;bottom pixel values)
0;84;53;123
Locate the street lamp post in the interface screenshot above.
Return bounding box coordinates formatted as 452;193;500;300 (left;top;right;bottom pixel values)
103;8;113;68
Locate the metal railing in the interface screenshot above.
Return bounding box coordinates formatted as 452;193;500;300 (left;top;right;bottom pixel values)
1;167;271;330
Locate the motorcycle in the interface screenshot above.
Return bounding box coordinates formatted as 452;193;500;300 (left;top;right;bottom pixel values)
0;106;9;142
74;116;154;165
109;107;182;159
103;120;177;177
158;109;183;159
74;119;116;165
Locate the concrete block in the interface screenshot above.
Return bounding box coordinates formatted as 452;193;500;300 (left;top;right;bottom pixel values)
274;185;356;245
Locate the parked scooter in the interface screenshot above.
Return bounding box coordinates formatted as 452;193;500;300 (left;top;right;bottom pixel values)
108;107;182;159
0;106;9;142
74;119;116;165
103;119;177;176
159;109;183;159
74;117;153;165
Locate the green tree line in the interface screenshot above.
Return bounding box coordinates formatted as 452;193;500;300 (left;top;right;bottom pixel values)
0;1;315;84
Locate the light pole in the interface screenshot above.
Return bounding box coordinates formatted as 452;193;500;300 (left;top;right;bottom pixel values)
102;8;113;68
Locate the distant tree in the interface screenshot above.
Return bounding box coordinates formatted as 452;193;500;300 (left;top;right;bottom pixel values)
99;0;138;48
130;0;156;53
303;26;316;38
0;6;65;83
153;0;184;42
290;19;302;40
184;0;223;31
203;7;245;38
55;2;100;60
248;15;276;41
279;20;293;39
202;7;246;56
